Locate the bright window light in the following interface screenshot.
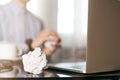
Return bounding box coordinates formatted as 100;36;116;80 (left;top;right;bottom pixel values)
81;0;88;35
57;0;74;34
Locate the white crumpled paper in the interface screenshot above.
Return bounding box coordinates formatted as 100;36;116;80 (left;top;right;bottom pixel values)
22;48;47;74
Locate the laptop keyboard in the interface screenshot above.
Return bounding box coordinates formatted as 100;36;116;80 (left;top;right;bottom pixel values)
52;61;86;73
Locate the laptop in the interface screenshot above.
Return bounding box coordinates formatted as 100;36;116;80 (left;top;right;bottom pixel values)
49;21;120;74
48;20;120;73
48;22;120;73
48;0;120;73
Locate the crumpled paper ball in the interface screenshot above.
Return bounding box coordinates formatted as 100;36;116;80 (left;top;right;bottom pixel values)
22;47;47;74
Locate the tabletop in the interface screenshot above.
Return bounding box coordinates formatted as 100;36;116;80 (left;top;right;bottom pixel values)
0;60;119;80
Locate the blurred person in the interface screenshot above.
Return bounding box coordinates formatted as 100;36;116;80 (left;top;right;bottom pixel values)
0;0;61;56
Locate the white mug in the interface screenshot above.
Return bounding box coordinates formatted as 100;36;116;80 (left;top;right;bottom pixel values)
0;43;22;60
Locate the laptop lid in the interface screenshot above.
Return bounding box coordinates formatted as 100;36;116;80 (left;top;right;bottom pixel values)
86;0;120;73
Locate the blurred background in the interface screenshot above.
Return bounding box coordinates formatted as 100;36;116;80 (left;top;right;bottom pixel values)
0;0;88;63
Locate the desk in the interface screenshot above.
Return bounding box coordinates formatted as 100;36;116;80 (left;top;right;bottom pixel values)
0;60;119;80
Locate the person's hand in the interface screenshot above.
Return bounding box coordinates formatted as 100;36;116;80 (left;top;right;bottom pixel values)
31;29;61;56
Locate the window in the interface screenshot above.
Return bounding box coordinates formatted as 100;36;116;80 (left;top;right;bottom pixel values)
81;0;88;35
57;0;74;34
57;0;88;35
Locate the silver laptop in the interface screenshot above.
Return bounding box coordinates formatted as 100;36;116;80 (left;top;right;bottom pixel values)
48;0;120;73
49;21;120;73
49;31;120;73
49;20;120;73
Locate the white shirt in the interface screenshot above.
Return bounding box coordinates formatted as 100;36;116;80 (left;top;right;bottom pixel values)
0;1;44;50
